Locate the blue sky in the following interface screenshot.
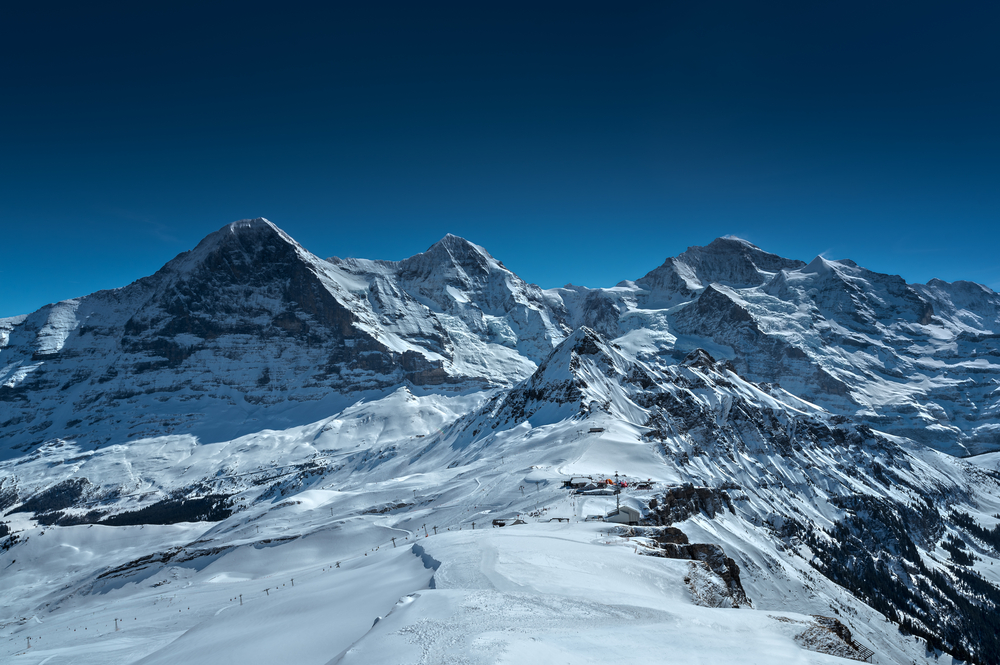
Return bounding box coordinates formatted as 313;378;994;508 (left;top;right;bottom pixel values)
2;2;999;318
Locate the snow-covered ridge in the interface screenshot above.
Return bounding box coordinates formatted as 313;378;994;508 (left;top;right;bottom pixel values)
546;241;999;456
1;219;998;459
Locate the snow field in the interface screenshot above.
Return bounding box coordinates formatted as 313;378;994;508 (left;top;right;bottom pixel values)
334;523;856;665
3;481;945;665
2;387;986;665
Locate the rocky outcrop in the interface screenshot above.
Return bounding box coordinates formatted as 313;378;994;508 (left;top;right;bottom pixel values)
644;485;736;525
630;524;748;608
669;543;748;607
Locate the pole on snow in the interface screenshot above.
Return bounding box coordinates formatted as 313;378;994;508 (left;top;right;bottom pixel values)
392;537;396;548
240;594;243;606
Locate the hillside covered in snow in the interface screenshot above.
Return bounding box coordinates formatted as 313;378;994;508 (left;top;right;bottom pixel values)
3;219;1000;664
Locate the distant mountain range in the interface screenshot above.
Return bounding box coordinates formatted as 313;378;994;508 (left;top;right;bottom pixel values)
3;218;997;457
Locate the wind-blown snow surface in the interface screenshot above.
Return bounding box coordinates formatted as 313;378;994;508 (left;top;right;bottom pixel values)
4;221;1000;664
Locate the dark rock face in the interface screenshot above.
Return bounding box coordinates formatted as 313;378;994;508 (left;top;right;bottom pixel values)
122;220;364;362
630;523;748;607
575;290;625;340
644;485;735;526
34;494;233;527
812;616;856;649
653;526;689;545
661;542;748;605
636;486;747;606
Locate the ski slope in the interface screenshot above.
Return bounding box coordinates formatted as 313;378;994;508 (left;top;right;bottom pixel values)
3;382;988;664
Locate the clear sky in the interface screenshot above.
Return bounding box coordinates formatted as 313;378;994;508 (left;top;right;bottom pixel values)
2;2;999;318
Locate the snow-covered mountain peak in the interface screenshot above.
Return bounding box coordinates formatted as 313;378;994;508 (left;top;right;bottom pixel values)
925;277;995;294
699;235;764;256
390;232;550;318
322;233;568;372
3;218;999;458
462;318;832;449
563;324;616;355
797;255;862;278
449;325;642;439
718;234;755;244
0;220;523;454
778;255;935;328
226;216;279;233
675;236;807;285
632;237;807;308
397;234;501;286
914;278;1000;333
801;254;839;274
205;216;290;249
428;232;491;258
539;326;635;382
158;216;319;282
